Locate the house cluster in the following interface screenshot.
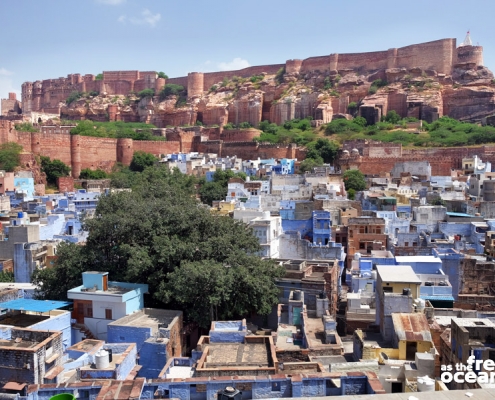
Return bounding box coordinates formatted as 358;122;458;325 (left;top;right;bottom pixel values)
3;152;495;398
0;171;104;288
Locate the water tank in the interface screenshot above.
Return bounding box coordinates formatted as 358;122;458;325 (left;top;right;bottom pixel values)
95;349;110;369
218;387;242;400
17;212;24;218
371;271;377;280
263;211;270;219
354;252;362;260
402;288;411;296
293;290;302;301
49;395;76;400
416;298;426;312
417;376;435;392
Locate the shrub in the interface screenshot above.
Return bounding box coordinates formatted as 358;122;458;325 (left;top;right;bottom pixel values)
138;89;155;99
41;156;71;184
14;122;38;132
159;84;185;100
79;168;108;180
89;91;99;97
239;122;252;129
66;91;83;105
95;73;103;80
383;110;401;124
250;74;264;83
157;71;169;79
209;84;218;92
275;67;285;84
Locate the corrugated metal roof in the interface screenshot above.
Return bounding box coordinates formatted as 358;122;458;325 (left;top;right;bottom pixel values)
392;313;432;342
0;299;71;312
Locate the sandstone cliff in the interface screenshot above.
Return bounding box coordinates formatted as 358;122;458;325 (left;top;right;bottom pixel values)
56;58;495;128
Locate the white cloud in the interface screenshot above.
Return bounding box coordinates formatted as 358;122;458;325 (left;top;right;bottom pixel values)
218;58;250;71
118;9;161;27
0;68;13;76
96;0;126;5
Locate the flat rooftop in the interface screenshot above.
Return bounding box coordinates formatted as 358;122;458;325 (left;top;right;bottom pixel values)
395;256;441;263
108;308;182;334
453;318;495;328
204;342;271;368
376;265;421;283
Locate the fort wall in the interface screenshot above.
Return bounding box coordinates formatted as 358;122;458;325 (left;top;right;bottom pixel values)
21;38;473;108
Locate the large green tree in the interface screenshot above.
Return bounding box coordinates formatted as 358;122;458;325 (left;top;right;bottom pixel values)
129;151;157;172
40;156;71;185
33;166;284;328
343;169;366;191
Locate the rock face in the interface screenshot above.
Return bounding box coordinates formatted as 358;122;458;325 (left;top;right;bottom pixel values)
40;40;495;126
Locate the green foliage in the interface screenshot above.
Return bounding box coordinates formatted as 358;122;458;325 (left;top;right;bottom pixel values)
199;169;247;205
79;168;108;180
41;156;71;184
368;79;387;95
129;151;157;172
239;122;252;129
223;122;236;130
89;91;99;97
306;138;339;164
343;169;366;191
0;142;22;172
14;122;38;132
383;110;401;124
275;67;286;84
250;74;264;83
255;118;316;145
138;89;155;99
32;167;283;327
299;156;323;173
69;120;161;141
157;71;169;79
0;270;14;282
347;188;356;200
323;77;333;90
348;102;357;110
95;73;103;80
325;119;364;135
209;84;218;92
159;84;185;100
66;91;84;105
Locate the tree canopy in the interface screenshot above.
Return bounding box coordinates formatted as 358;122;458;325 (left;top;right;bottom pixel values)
40;156;71;185
0;142;22;172
32;166;284;328
343;169;366;191
198;169;247;206
129;151;157;172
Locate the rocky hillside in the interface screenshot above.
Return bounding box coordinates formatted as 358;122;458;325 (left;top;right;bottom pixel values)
60;62;495;128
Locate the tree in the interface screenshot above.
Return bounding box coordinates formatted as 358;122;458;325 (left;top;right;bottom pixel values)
79;168;108;180
40;156;71;185
343;169;366;191
95;73;103;80
198;170;247;205
157;72;169;79
306;138;339;164
129;151;156;172
138;89;155;99
32;166;284;328
299;156;323;173
0;142;22;172
0;270;14;282
159;84;185;100
384;110;401;124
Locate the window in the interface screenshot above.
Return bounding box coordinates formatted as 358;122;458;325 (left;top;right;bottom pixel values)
272;382;281;392
105;309;113;319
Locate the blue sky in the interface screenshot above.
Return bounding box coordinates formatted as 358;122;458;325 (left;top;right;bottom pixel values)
1;0;494;98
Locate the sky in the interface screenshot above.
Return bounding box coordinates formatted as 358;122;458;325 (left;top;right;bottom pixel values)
1;0;495;99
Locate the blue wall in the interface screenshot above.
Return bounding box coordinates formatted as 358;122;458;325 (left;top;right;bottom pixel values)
139;340;168;379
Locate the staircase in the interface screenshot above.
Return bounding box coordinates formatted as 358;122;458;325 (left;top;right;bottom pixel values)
72;322;97;340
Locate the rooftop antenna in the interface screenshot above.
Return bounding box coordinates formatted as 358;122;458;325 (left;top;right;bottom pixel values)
459;30;472;47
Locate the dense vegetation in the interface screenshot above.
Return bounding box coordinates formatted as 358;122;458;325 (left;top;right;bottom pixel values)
32;165;284;328
0;142;23;172
70;120;163;141
256;118;316;145
198;169;247;206
324;115;495;147
41;156;71;185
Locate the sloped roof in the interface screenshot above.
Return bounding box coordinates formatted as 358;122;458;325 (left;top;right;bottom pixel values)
392;313;432;342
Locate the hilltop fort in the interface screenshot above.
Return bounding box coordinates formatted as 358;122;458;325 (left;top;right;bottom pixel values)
1;37;495;177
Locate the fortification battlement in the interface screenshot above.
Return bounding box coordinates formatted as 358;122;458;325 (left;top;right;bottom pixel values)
20;38;484;113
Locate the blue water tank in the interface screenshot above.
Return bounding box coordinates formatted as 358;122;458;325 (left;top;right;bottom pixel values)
17;212;24;218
